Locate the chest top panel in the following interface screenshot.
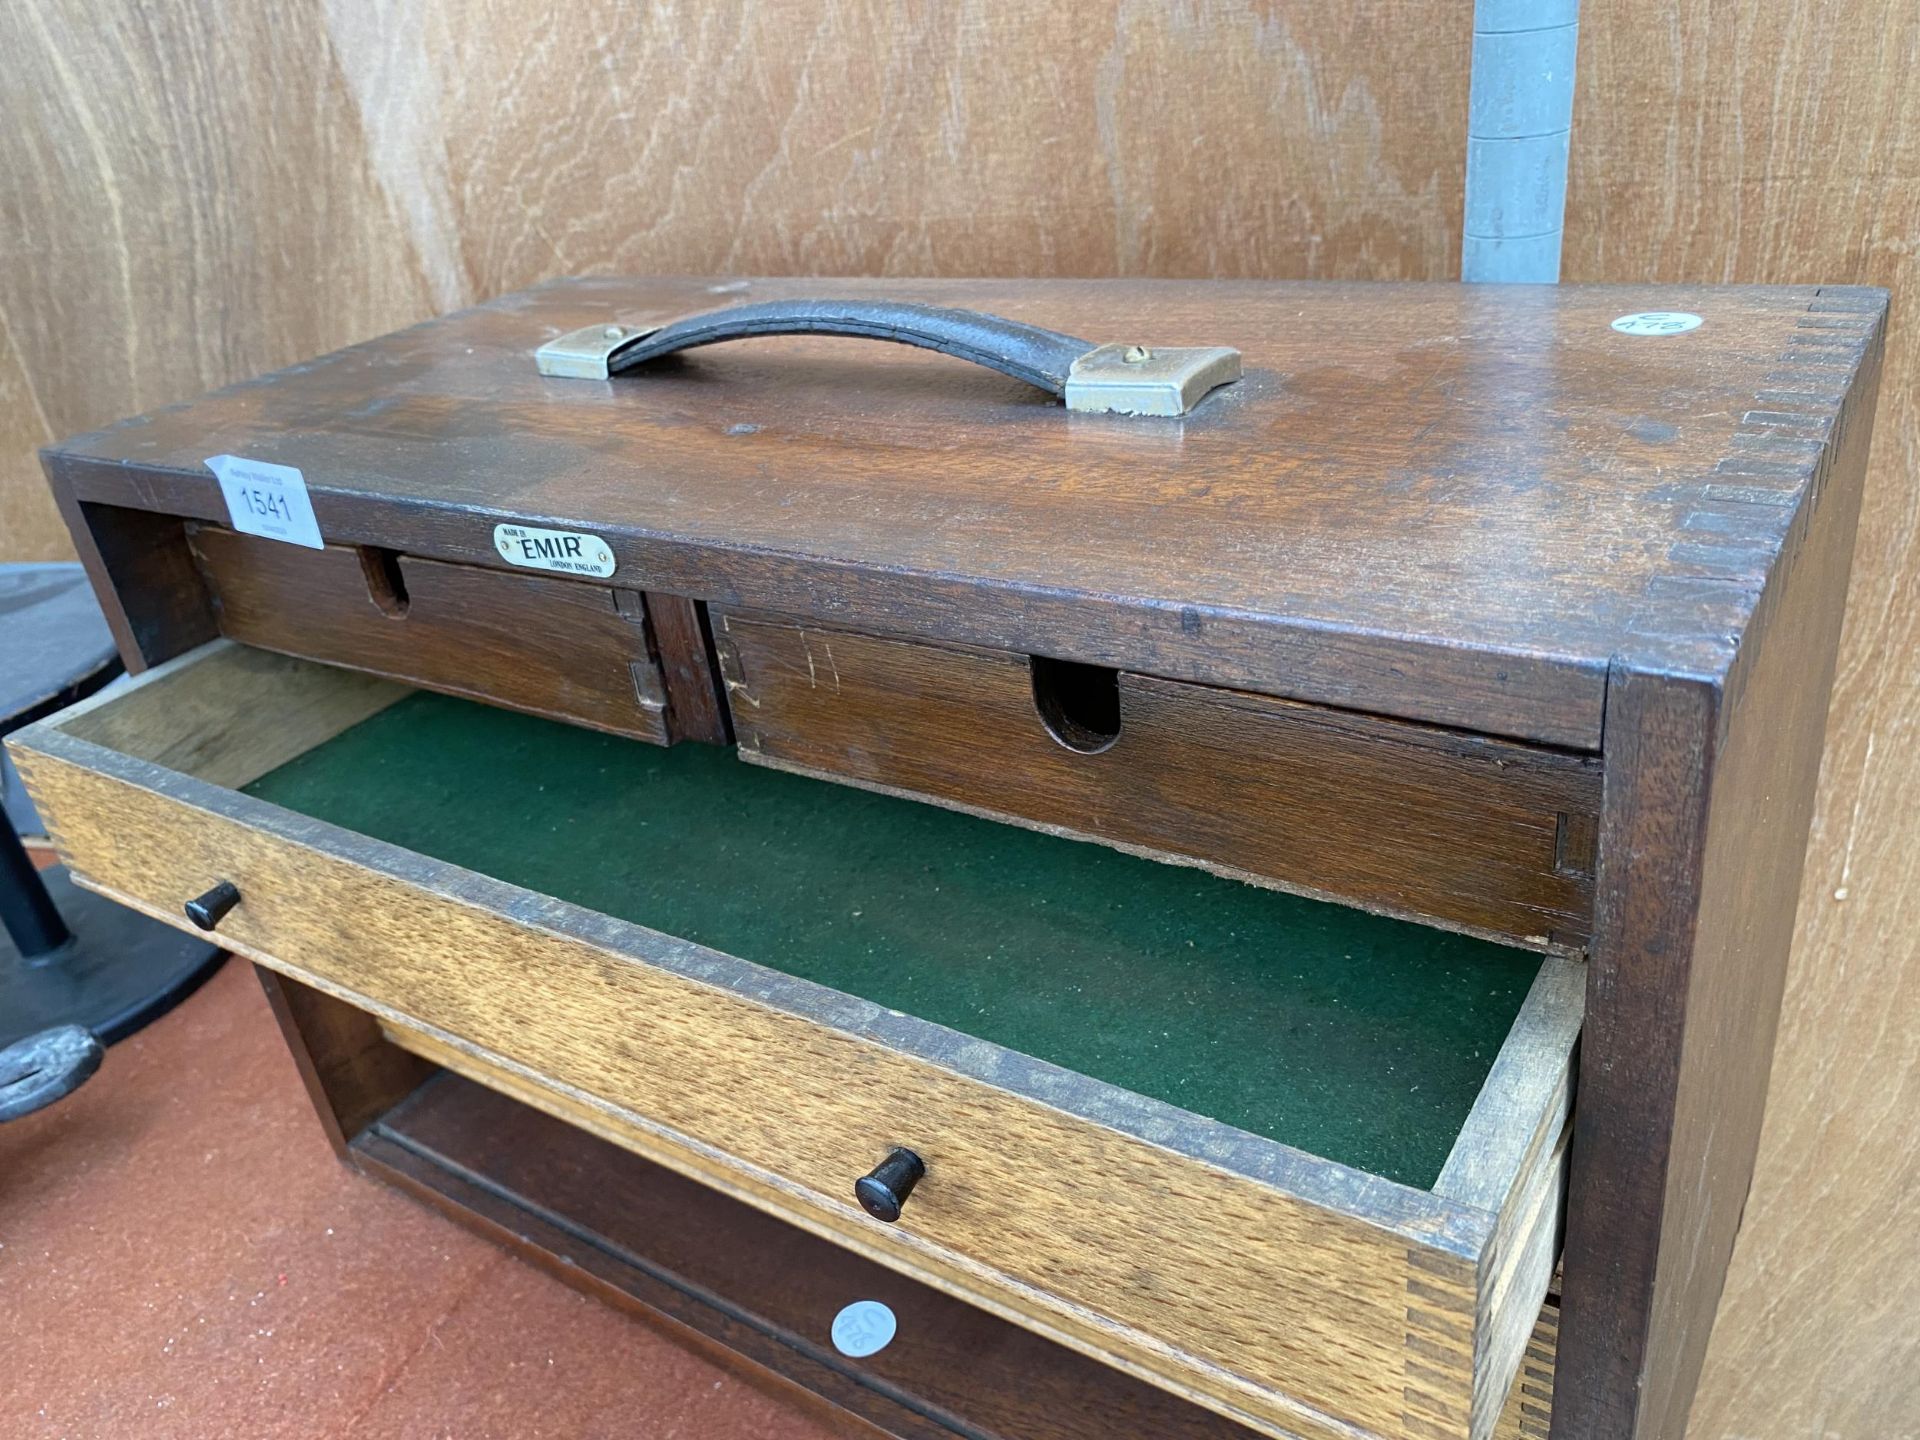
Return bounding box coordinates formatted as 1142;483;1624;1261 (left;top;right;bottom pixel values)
46;277;1885;748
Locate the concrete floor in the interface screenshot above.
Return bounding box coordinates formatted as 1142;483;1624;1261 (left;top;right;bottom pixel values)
0;939;845;1440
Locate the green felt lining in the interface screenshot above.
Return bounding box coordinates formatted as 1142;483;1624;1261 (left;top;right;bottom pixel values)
243;692;1543;1188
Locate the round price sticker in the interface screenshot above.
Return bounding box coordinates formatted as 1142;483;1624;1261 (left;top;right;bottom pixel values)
1611;312;1704;336
830;1300;898;1358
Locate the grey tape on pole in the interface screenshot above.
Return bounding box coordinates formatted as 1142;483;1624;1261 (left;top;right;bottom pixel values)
1462;1;1581;284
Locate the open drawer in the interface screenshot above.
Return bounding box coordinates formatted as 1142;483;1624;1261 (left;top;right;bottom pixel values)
10;641;1581;1440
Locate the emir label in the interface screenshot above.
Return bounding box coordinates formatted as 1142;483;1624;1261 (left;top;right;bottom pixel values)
205;454;324;550
493;523;618;578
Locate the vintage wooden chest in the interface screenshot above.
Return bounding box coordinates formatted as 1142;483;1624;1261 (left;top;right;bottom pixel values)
8;278;1887;1440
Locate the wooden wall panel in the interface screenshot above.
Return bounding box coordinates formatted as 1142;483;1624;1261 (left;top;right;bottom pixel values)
1569;8;1920;1437
0;0;1468;562
414;1;1462;292
0;309;59;562
0;2;1915;1436
0;0;433;560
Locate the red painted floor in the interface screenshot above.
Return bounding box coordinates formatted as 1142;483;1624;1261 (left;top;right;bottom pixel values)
0;954;847;1440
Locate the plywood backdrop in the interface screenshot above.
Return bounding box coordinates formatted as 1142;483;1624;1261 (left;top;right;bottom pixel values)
1568;8;1920;1436
0;3;1912;1433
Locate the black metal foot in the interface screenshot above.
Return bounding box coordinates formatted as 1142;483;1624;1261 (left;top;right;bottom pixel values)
0;1025;105;1121
0;863;226;1051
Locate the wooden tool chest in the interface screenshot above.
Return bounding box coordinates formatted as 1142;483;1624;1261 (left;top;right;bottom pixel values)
9;277;1887;1440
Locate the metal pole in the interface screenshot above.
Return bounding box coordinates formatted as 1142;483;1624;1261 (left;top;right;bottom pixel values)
0;822;71;959
1462;0;1580;283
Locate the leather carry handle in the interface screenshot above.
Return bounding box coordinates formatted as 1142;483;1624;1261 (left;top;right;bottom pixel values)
603;300;1090;392
534;299;1242;417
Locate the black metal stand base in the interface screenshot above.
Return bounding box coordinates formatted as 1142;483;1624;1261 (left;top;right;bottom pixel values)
0;864;226;1051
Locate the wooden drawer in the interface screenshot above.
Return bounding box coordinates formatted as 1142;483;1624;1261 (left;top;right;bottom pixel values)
186;524;727;745
11;642;1581;1440
714;611;1601;949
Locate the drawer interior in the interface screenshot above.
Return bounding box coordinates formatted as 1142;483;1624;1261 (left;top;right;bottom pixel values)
15;642;1579;1440
241;686;1547;1191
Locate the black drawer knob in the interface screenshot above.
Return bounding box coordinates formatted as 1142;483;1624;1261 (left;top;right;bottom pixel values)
854;1148;925;1223
184;881;241;932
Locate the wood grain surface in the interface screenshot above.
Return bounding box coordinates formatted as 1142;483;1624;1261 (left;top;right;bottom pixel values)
39;276;1857;753
1433;962;1579;1440
13;639;1572;1440
42;264;1874;1440
1497;1304;1557;1440
716;609;1601;947
644;591;733;744
256;967;435;1159
0;2;1465;566
353;1059;1280;1440
296;979;1568;1440
51;642;405;790
1;2;1914;1434
1567;11;1920;1436
374;1023;1568;1440
187;525;676;744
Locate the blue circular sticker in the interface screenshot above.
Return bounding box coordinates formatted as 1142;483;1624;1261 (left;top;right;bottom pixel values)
1611;312;1704;336
830;1300;898;1358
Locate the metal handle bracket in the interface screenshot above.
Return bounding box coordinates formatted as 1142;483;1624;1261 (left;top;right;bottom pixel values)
1064;343;1244;417
535;323;665;381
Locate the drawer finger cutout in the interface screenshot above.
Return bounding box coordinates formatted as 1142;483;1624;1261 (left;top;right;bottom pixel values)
12;641;1581;1440
714;611;1600;951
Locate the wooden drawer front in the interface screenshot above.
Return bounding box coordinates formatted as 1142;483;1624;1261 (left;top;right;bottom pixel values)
186;524;719;745
714;612;1601;949
12;643;1578;1440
